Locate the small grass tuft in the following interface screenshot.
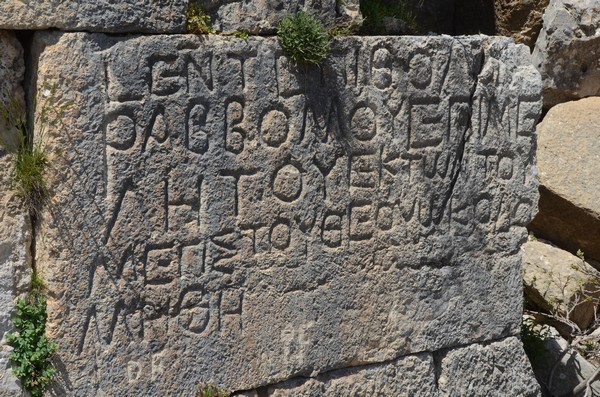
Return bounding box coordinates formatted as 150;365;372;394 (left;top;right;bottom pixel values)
231;29;249;39
195;383;231;397
187;3;216;35
1;83;71;216
277;12;331;66
328;22;354;38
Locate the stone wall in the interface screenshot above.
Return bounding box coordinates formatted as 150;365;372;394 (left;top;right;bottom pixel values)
29;33;539;395
0;31;32;396
0;3;542;396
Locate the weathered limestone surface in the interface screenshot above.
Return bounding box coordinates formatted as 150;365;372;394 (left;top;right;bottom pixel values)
238;353;439;396
0;31;30;396
192;0;362;34
523;239;600;331
31;32;540;395
437;337;540;397
532;0;600;108
239;337;540;396
529;98;600;263
0;0;187;33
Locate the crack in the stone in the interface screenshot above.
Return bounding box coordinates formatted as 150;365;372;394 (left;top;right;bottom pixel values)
232;335;520;395
435;42;486;225
13;30;39;290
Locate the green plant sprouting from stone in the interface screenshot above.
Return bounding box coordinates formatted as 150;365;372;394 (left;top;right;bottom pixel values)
6;289;57;397
521;317;551;366
0;84;67;396
277;12;331;66
187;3;216;35
195;383;231;397
0;83;70;216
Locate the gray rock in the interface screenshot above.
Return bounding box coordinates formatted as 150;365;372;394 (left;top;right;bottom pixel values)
437;337;541;396
30;32;540;395
0;30;31;396
381;17;409;35
193;0;362;34
529;97;600;263
532;0;600;108
523;239;600;331
237;353;439;396
239;337;540;396
532;330;600;396
0;0;186;33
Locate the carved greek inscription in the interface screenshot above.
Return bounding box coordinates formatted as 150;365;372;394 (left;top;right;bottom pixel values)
82;38;531;360
150;54;186;97
186;102;210;154
225;99;246;153
517;99;539;137
187;51;214;94
260;108;290;148
371;47;393;90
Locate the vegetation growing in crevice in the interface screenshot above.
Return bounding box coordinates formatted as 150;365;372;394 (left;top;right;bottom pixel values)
195;383;231;397
6;285;57;397
186;3;216;34
277;12;331;66
1;92;47;215
1;84;67;397
520;316;551;367
0;83;69;217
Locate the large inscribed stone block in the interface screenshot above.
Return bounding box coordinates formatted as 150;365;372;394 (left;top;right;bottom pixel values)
0;0;186;33
0;31;30;396
31;33;540;395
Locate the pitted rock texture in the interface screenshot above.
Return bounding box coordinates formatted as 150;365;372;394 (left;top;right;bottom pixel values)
192;0;362;34
437;337;540;396
239;337;540;396
529;97;600;262
523;239;600;330
0;0;186;33
0;31;31;396
31;33;540;396
238;353;439;396
532;0;600;108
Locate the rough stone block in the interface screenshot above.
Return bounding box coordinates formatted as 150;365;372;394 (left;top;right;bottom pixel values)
437;337;541;396
523;239;600;331
529;97;600;263
192;0;362;34
31;32;540;395
0;1;187;33
532;0;600;108
0;30;31;396
238;353;439;396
